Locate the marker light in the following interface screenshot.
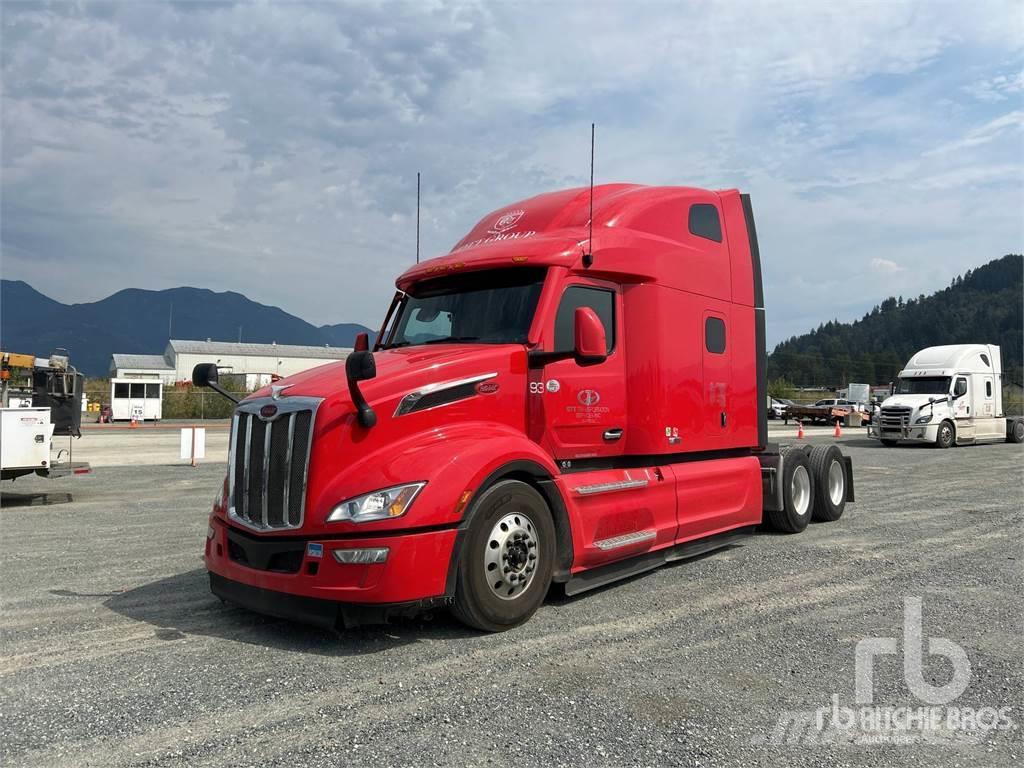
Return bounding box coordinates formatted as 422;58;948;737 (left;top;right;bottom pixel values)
327;483;426;523
333;548;389;564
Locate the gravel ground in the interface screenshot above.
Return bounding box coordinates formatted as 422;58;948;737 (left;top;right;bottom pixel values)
1;435;1021;767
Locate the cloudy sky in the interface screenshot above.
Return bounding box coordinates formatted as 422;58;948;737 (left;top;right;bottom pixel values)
2;0;1022;347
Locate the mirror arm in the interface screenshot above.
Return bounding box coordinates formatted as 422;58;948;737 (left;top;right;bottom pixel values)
347;378;377;428
208;382;241;405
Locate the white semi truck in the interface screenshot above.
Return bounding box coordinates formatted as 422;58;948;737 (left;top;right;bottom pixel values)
868;344;1024;448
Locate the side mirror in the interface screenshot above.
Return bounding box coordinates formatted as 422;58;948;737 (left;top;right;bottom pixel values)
345;350;377;428
574;307;608;366
345;350;377;382
191;362;239;404
192;363;219;388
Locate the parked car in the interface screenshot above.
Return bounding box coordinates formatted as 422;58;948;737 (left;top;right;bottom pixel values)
769;397;794;419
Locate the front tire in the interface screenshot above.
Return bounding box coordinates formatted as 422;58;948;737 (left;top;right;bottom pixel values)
766;447;815;533
936;420;955;449
451;480;555;632
1008;419;1024;444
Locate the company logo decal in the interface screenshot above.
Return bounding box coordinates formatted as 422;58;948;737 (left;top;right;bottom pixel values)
545;379;561;393
488;209;525;235
577;389;601;406
259;404;278;419
476;381;500;395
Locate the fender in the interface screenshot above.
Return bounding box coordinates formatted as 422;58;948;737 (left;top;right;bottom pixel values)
309;421;561;535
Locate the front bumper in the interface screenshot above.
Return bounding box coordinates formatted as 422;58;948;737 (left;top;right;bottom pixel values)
867;423;939;442
204;516;458;626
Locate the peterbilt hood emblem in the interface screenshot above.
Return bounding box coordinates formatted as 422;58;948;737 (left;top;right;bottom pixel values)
271;384;293;400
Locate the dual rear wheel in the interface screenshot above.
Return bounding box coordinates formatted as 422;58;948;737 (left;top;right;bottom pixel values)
766;445;847;533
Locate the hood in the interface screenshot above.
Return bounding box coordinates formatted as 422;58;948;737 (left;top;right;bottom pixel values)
882;394;950;411
246;343;525;413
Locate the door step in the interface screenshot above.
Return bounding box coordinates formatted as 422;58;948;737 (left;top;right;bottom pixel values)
594;530;656;551
564;526;755;597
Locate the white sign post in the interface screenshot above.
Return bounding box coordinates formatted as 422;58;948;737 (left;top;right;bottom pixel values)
180;427;206;467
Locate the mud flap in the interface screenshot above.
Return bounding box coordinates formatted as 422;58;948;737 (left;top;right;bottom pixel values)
842;455;855;502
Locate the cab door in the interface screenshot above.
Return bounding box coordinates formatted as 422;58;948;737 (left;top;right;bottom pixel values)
953;376;970;419
701;308;732;449
530;282;626;462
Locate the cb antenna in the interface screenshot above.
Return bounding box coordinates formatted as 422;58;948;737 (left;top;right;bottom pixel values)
583;123;595;268
416;171;421;264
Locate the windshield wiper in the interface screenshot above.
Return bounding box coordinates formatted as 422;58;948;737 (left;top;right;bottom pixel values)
420;336;482;345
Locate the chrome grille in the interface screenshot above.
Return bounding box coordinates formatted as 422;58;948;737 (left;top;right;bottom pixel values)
228;397;320;531
879;406;911;433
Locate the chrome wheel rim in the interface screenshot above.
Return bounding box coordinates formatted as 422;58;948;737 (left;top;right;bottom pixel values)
791;465;811;517
940;424;952;445
828;460;845;506
483;512;538;600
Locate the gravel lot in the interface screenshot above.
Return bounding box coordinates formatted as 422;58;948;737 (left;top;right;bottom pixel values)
2;432;1021;767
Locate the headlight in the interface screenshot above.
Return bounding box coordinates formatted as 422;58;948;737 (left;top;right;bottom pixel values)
327;482;426;523
915;414;933;424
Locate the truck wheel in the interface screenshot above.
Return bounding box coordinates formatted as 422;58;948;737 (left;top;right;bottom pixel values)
807;445;846;522
451;480;555;632
881;439;898;447
1008;419;1024;444
766;447;815;534
936;420;955;449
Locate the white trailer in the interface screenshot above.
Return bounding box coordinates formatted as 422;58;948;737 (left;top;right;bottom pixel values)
867;344;1024;447
110;378;163;421
1;408;54;479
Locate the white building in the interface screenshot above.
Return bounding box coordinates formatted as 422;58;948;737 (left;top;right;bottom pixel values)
110;354;176;385
110;340;353;391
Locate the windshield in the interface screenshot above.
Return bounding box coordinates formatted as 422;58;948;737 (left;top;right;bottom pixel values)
387;268;545;348
896;376;950;395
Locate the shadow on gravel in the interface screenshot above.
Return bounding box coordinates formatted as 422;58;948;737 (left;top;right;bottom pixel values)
1;490;74;507
99;568;479;655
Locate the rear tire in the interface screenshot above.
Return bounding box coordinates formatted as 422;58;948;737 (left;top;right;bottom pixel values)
1008;419;1024;444
807;445;846;522
766;447;815;533
451;480;555;632
936;420;955;449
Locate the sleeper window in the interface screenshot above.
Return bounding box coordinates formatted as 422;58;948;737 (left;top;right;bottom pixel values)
705;316;726;354
689;203;723;243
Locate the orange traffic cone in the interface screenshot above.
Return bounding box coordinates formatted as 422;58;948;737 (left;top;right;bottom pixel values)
797;421;805;440
834;420;842;438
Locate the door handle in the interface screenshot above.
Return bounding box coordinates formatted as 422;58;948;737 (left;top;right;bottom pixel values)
720;412;727;428
603;428;623;441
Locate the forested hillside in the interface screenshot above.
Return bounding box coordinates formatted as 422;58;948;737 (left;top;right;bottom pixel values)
768;254;1023;387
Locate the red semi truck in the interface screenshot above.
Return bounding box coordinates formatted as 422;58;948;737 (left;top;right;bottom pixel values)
196;184;854;632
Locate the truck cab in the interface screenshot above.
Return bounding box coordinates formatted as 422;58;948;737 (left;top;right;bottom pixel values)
868;344;1024;447
199;184;855;631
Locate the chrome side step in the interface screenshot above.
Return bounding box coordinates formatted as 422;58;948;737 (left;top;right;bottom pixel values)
594;530;656;551
564;526;755;597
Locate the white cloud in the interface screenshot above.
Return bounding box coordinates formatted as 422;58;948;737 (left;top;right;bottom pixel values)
1;0;1022;348
871;258;905;274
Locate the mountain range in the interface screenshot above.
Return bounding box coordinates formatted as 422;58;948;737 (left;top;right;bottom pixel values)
0;280;373;377
768;254;1023;387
